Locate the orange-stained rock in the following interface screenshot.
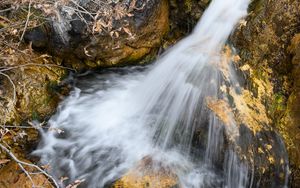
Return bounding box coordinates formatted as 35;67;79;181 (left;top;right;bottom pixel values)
231;0;300;186
112;157;178;188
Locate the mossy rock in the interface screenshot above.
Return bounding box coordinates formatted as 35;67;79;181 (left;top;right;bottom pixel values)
231;0;300;186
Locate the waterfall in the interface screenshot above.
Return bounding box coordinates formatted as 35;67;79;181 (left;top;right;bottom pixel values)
34;0;288;187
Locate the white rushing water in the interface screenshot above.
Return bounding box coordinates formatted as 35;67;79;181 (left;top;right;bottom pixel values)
35;0;253;187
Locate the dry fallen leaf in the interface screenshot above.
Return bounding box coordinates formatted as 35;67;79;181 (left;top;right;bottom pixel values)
60;176;69;183
41;164;51;170
0;159;10;165
66;179;85;188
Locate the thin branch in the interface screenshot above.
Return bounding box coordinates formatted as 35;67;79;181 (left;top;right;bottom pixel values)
69;0;95;20
2;121;50;129
0;138;30;188
0;126;10;140
29;172;44;175
0;62;75;72
0;72;16;104
0;143;60;188
18;0;32;46
0;20;27;33
63;6;97;16
1;125;49;129
0;7;13;13
16;162;37;188
0;15;12;23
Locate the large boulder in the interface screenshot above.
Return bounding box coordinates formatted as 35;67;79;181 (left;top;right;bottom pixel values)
24;0;170;69
281;34;300;185
112;157;178;188
0;50;66;126
231;0;300;186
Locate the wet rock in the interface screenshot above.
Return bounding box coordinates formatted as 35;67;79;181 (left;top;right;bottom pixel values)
162;0;209;48
280;34;300;186
1;0;299;187
231;0;300;81
24;27;49;49
198;70;289;187
169;0;209;34
237;126;289;187
111;156;178;188
231;0;300;186
70;20;87;35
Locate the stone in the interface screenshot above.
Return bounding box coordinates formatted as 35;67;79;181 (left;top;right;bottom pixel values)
24;0;170;69
112;156;178;188
231;0;300;186
24;27;48;49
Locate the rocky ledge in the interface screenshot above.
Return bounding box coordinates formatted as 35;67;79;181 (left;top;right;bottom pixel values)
0;0;299;187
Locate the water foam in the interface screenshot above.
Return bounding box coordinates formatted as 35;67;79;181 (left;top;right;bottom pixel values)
35;1;255;187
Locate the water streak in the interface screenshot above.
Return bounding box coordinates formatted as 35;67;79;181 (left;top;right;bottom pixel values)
33;0;284;187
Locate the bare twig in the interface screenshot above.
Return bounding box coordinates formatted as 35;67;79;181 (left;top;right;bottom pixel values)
0;62;75;72
0;72;16;104
69;0;95;20
17;162;37;188
0;7;13;13
2;121;50;129
0;21;26;33
1;125;33;129
18;0;32;46
1;125;49;129
0;143;60;188
0;15;12;23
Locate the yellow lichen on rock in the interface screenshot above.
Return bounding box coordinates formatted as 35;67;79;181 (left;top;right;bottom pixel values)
229;88;270;134
113;170;178;188
277;33;300;170
112;157;178;188
212;46;270;135
206;97;233;127
205;96;240;142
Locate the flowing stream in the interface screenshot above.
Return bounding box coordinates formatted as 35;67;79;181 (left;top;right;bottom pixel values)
34;0;289;187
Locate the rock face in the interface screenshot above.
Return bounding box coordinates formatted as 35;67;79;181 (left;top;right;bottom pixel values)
282;34;300;185
169;0;209;34
0;50;67;171
231;0;300;186
23;0;212;69
1;0;299;187
0;53;66;126
24;0;169;69
112;157;178;188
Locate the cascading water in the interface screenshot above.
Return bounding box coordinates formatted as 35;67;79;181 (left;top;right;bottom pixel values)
34;0;289;187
